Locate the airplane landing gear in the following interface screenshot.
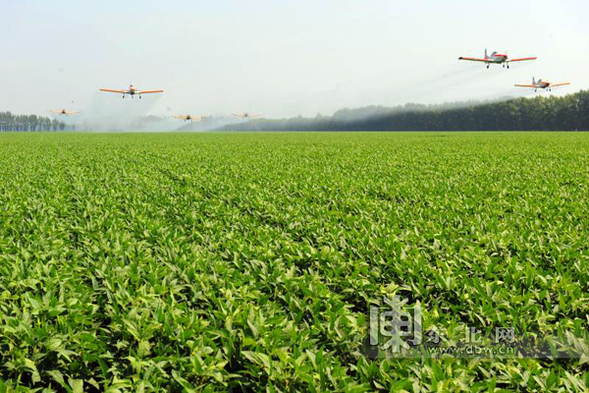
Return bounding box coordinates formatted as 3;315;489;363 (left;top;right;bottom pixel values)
486;65;490;69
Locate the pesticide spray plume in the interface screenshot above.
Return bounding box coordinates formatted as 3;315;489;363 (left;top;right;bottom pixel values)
416;63;484;89
68;92;246;132
174;116;244;132
405;64;506;104
60;59;532;133
74;92;165;132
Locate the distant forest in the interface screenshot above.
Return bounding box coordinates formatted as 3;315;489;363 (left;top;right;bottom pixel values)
0;112;66;132
226;90;589;132
3;90;589;132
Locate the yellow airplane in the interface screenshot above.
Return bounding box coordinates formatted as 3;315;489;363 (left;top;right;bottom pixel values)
172;114;211;122
48;109;80;116
515;77;570;92
459;49;537;69
100;84;163;99
232;112;261;120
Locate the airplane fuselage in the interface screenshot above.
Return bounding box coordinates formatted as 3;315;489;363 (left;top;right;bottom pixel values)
534;81;552;90
121;85;140;98
486;54;508;63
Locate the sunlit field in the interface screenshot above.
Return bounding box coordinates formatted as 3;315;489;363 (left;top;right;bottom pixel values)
1;132;588;391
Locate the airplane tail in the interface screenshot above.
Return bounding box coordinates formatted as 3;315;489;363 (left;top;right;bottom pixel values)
532;77;536;85
484;49;488;59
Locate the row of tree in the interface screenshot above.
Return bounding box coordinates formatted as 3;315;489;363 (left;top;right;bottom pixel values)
226;90;589;131
0;112;66;132
3;90;589;132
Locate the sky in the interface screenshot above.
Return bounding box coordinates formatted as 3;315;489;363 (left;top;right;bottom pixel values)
1;0;588;120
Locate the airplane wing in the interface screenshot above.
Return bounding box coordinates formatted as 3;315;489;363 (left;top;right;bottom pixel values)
137;90;164;95
232;113;245;118
458;57;489;62
514;84;537;88
64;111;80;116
550;82;571;88
48;110;63;114
172;115;188;120
507;57;537;63
100;89;128;94
100;88;127;94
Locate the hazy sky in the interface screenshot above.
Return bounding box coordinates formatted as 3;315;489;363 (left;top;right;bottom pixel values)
1;0;588;119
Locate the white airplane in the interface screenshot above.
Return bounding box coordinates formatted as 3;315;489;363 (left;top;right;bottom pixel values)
48;109;80;116
459;49;537;69
172;114;211;122
232;112;261;120
99;84;164;99
515;77;570;92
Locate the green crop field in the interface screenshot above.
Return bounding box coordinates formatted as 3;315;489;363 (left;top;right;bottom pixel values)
0;132;588;391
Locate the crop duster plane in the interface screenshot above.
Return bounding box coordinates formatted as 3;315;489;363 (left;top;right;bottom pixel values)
99;84;164;99
232;112;261;120
48;109;80;116
459;49;537;69
172;114;211;122
515;77;570;92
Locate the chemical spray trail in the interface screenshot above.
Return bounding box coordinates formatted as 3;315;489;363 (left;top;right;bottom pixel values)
74;92;164;132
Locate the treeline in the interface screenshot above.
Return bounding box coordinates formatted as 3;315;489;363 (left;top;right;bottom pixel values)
0;112;66;132
226;90;589;131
